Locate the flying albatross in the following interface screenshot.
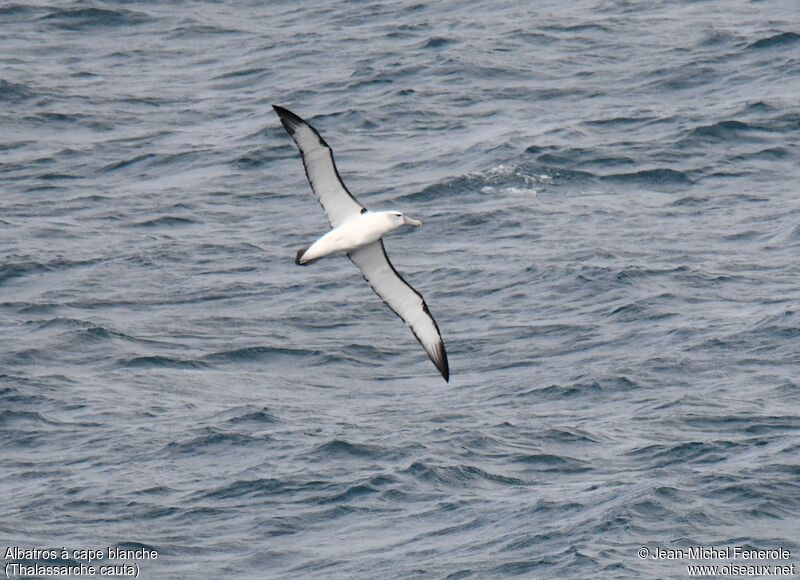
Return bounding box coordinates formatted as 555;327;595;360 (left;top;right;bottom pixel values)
273;105;449;382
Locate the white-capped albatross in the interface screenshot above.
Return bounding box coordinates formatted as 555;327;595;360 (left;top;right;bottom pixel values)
273;105;449;382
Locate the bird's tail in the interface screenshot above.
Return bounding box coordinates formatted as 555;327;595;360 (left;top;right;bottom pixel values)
295;247;320;266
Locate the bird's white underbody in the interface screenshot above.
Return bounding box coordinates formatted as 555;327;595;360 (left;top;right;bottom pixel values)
298;211;422;265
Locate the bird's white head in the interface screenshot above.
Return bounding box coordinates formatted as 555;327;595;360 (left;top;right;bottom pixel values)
388;211;422;228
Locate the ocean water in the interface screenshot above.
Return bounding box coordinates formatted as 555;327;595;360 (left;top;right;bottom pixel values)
2;0;799;577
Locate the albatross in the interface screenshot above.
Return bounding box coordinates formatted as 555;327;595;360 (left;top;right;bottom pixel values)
273;105;449;382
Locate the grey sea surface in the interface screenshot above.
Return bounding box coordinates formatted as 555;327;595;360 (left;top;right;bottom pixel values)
2;0;800;577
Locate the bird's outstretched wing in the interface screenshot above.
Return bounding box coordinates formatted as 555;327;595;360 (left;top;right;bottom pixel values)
348;241;449;382
273;105;364;227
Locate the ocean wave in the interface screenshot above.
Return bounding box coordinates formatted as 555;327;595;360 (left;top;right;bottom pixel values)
164;429;265;455
513;453;591;473
39;7;151;30
28;317;149;345
201;345;324;365
196;478;332;501
684;119;759;141
222;406;282;426
403;461;526;487
0;79;36;103
133;216;195;227
310;439;388;459
600;168;692;186
120;355;209;370
627;441;742;468
0;258;101;286
747;31;800;50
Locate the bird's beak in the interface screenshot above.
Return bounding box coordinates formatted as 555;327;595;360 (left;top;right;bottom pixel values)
403;215;422;227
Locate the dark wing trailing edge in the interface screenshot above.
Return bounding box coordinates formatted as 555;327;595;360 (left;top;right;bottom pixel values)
348;241;449;382
273;105;364;227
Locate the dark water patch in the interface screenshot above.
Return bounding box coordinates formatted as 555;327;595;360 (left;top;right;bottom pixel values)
710;481;796;507
742;100;776;114
201;346;323;365
213;67;269;81
765;111;800;132
747;31;800;50
735;147;790;160
413;517;483;541
0;80;36;103
530;376;639;400
647;65;719;91
625;496;673;519
600;168;692;186
233;150;279;168
39;172;83;181
135;485;175;496
29;317;144;344
315;483;380;504
608;299;676;321
699;31;742;47
421;36;456;49
743;416;800;435
0;257;100;285
490;559;550;576
0;260;52;284
539;428;602;445
338;342;388;364
133;216;195;228
403;461;526;487
616;266;686;283
0;381;47;406
607;302;644;317
459;433;506;453
164;428;264;455
536;148;636;170
103;153;157;172
751;308;797;327
168;23;240;38
514;453;591;473
0;3;41;18
120;355;209;370
64;194;110;205
196;478;331;502
543;22;613;33
39;7;151;30
310;439;387;459
684;119;759;142
21;112;93;128
524;144;554;156
0;410;62;428
101;149;205;174
223;407;281;426
720;229;763;242
668;195;710;206
627;441;742;468
583;115;655;127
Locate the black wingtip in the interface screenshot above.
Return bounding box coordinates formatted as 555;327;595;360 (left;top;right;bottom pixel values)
295;247;309;265
273;105;304;135
436;341;450;382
